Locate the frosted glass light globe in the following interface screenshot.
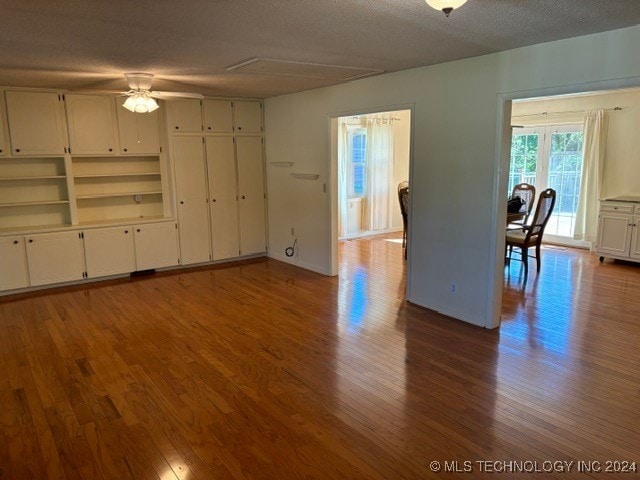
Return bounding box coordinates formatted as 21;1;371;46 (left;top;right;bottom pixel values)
425;0;469;16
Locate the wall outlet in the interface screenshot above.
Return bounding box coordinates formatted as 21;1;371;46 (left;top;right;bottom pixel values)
450;283;457;294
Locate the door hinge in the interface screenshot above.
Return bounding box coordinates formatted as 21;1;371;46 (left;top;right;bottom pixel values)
68;147;72;154
58;94;61;101
175;223;178;229
239;249;241;256
202;137;205;144
62;94;65;101
64;147;67;154
209;254;212;261
159;146;163;152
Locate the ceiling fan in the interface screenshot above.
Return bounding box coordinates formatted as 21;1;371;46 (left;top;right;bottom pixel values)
78;73;203;113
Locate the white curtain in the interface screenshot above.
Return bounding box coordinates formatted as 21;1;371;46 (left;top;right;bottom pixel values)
574;110;607;245
337;119;349;238
363;123;394;231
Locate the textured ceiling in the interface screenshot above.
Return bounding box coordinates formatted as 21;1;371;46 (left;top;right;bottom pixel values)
0;0;639;98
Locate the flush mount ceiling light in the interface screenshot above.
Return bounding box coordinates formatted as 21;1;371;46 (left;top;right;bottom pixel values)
425;0;468;16
122;91;159;113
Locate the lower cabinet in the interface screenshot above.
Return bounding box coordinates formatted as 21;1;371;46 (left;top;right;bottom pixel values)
596;200;640;263
84;226;136;278
26;231;86;286
0;236;29;290
133;222;179;270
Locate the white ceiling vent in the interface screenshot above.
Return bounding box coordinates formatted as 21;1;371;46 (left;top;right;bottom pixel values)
226;58;383;81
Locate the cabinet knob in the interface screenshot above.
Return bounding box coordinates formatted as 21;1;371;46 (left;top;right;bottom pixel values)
242;195;246;199
123;148;128;152
137;229;141;232
180;201;184;204
108;148;113;152
28;239;33;243
0;149;3;153
208;126;212;130
124;230;129;234
15;148;20;153
212;199;216;203
175;126;179;130
13;240;18;245
237;126;242;131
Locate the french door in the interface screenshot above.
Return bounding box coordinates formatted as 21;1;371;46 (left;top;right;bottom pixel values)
509;124;584;245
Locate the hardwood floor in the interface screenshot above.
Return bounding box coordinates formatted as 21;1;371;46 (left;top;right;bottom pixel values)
1;235;639;479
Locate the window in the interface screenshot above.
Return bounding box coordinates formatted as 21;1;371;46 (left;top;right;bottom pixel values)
509;125;584;241
348;129;367;197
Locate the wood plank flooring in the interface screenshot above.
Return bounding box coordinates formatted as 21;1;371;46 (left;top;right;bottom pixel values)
0;234;639;479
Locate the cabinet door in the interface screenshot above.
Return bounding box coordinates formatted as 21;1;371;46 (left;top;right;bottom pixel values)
233;101;262;134
66;94;118;155
206;136;239;260
202;100;233;133
173;136;211;265
26;231;85;286
597;213;633;257
630;217;640;260
169;99;202;133
5;91;67;156
134;222;179;270
84;226;135;278
0;236;29;290
116;102;161;154
236;136;266;255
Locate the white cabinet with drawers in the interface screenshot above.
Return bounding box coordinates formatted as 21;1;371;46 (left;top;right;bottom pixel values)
597;199;640;263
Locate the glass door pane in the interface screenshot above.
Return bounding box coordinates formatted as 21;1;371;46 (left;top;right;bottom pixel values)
508;128;542;195
544;126;584;238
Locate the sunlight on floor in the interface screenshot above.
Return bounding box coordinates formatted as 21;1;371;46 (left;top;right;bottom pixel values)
384;238;404;244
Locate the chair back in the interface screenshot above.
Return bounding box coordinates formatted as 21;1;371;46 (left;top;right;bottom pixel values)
397;181;409;220
527;188;556;239
511;183;536;218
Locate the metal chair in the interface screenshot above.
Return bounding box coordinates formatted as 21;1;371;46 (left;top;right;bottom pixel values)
506;188;556;277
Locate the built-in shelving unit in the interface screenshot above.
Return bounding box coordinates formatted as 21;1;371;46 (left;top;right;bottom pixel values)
71;155;164;224
0;157;72;230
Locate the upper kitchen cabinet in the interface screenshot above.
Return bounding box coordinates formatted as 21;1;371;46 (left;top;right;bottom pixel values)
4;91;67;156
115;101;161;155
203;99;233;133
233;101;263;134
66;94;119;155
169;99;202;132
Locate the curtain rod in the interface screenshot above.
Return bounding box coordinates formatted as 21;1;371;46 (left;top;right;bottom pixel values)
512;106;622;119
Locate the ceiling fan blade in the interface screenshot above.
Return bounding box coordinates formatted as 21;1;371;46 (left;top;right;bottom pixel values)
149;91;204;99
70;89;130;96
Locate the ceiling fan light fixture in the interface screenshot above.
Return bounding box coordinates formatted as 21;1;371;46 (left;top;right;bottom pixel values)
123;92;159;113
425;0;468;16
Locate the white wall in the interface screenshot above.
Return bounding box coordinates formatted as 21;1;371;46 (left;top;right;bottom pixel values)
264;25;640;328
512;89;640;198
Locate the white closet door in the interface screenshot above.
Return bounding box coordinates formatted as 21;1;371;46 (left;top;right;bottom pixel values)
66;95;118;155
134;221;179;270
0;236;29;290
233;101;262;134
84;226;136;278
202;100;233;133
236;136;266;255
169;99;202;133
206;136;239;260
5;91;67;156
173;136;211;265
26;231;85;286
116;102;161;154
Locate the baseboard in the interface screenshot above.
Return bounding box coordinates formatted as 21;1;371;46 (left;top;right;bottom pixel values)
340;226;403;240
407;293;487;328
268;251;331;276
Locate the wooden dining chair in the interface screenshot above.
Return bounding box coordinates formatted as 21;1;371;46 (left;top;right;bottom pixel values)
506;188;556;277
397;181;409;260
508;183;536;229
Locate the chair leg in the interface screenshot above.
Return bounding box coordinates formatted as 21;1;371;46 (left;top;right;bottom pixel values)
522;246;528;277
536;243;541;273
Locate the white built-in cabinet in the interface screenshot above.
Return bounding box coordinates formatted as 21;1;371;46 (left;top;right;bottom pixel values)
234;101;263;134
4;91;67;156
173;136;211;265
134;222;179;270
25;231;86;286
83;226;136;278
597;200;640;263
206;136;240;260
66;94;118;155
0;236;29;290
236;136;267;255
116;103;161;155
169;99;203;132
203;100;233;133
